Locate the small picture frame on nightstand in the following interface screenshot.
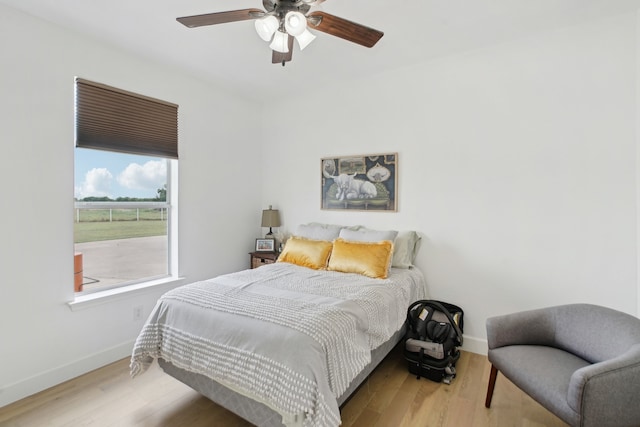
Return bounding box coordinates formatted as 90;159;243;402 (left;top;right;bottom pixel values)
255;238;276;252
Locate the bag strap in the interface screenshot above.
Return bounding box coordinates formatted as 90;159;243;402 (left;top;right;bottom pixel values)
416;348;424;380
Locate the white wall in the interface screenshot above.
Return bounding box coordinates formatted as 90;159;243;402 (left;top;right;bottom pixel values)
0;5;263;406
262;11;640;353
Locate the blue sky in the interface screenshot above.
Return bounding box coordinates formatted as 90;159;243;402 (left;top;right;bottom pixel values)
74;148;167;199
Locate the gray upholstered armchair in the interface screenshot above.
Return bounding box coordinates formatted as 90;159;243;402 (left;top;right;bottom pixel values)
485;304;640;427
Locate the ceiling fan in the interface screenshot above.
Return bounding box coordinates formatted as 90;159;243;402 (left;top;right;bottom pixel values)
177;0;384;66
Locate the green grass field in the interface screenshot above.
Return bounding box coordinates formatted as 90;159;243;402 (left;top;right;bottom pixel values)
74;209;167;243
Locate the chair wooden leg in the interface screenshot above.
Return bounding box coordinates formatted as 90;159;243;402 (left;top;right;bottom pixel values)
485;364;498;408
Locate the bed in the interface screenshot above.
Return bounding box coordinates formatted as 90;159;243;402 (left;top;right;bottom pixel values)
131;225;425;426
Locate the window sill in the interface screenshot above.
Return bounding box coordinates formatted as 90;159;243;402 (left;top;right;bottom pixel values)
67;276;184;311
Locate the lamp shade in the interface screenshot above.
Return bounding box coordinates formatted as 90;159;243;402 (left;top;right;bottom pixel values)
269;31;290;53
254;15;278;42
295;29;316;50
261;205;281;228
284;11;307;37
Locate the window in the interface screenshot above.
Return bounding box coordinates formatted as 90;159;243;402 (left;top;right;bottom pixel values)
74;78;178;293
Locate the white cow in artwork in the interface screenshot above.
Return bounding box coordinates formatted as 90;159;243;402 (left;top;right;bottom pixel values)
328;173;377;201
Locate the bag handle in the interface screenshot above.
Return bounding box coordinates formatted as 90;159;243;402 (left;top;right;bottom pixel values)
406;300;463;346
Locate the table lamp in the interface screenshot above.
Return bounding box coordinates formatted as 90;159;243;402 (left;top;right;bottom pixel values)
261;205;281;238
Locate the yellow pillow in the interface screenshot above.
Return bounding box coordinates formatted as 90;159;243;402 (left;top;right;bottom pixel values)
277;236;333;270
327;238;394;279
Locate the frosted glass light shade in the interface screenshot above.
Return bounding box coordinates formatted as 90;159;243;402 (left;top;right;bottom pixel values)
295;29;316;50
284;11;307;37
255;15;278;42
269;30;289;53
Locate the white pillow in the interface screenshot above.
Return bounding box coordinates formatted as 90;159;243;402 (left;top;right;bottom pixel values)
391;231;421;268
295;223;344;241
339;228;398;243
337;227;421;268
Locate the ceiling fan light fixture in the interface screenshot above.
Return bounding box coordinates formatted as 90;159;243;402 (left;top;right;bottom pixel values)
295;28;316;50
177;4;385;65
255;15;279;41
284;11;307;37
269;30;290;53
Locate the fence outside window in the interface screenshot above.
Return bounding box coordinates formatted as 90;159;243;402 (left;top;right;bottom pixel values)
74;201;169;223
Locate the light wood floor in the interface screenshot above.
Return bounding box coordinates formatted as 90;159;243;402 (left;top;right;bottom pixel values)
0;345;567;427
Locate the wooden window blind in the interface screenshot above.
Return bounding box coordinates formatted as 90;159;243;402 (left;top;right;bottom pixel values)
75;78;178;159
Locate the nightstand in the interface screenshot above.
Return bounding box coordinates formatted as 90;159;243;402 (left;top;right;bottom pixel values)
249;251;278;269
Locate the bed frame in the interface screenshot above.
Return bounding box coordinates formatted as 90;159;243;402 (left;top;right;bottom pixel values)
158;327;405;426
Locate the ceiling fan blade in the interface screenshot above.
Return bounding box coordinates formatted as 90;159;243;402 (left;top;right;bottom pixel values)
177;9;264;28
306;12;383;48
272;35;294;65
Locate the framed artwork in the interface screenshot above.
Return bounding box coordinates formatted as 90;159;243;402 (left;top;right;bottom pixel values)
255;238;276;252
321;153;397;211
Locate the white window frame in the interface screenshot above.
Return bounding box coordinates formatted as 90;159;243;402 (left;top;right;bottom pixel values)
69;159;180;309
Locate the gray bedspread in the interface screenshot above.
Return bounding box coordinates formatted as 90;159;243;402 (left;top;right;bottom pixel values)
131;263;426;426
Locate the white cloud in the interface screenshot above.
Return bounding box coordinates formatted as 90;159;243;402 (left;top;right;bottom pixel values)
75;167;113;199
117;160;166;192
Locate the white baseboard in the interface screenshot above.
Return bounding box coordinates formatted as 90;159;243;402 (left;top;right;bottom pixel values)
0;340;135;408
461;335;488;355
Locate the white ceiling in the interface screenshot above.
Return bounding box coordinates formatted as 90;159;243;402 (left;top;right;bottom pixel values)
2;0;639;103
